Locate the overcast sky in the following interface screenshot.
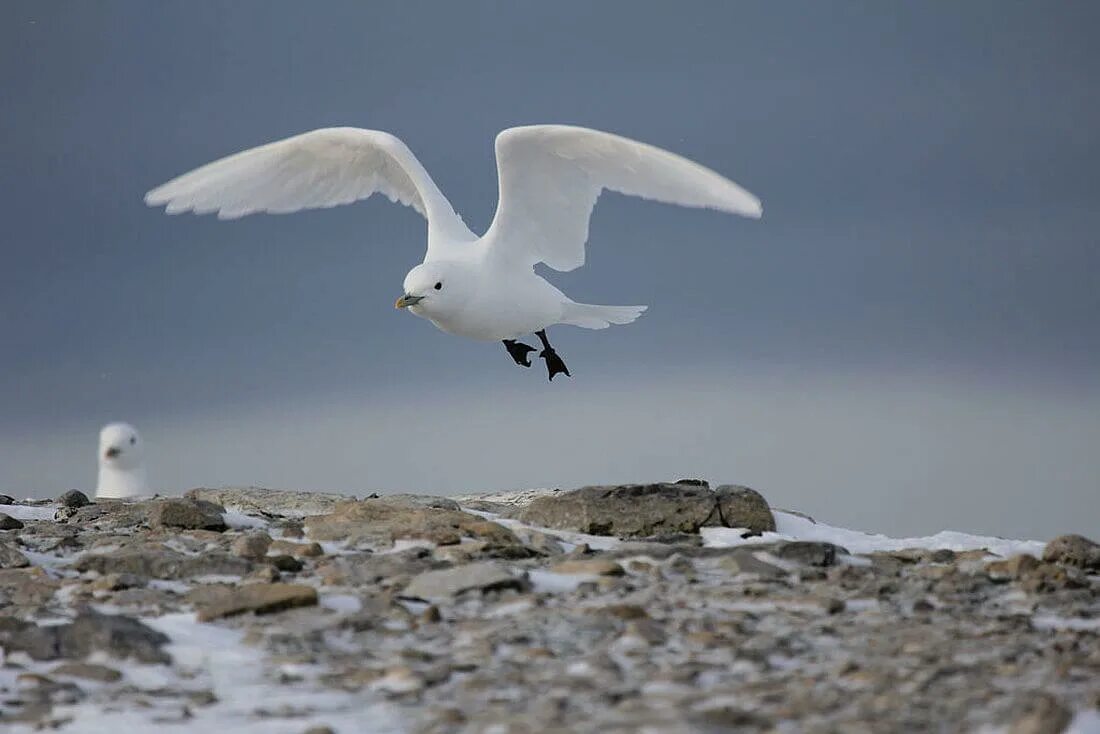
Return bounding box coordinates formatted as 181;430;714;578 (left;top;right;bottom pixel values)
1;2;1097;539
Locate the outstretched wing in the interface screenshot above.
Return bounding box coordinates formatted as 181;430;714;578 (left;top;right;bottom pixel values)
145;127;473;245
482;125;762;271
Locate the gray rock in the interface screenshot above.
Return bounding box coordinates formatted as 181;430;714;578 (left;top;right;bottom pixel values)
0;566;60;607
0;494;14;504
0;539;29;568
148;498;228;531
269;539;324;557
400;561;527;602
51;662;124;682
1042;534;1100;571
1008;692;1073;734
58;489;91;508
267;554;304;572
717;549;788;577
304;498;517;548
194;582;318;621
773;541;846;567
0;610;170;663
186;486;353;517
0;512;24;530
231;532;273;559
317;548;442;587
714;485;777;532
515;482;776;537
76;547;252;579
382;493;462;511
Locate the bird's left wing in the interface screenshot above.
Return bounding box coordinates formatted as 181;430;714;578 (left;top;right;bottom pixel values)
481;125;762;272
145;127;473;245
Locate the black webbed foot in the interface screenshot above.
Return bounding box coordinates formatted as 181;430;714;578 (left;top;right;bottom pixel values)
502;339;535;367
532;330;571;381
539;347;571;381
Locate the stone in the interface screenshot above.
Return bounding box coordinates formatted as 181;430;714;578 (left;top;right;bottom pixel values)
268;554;304;572
510;527;567;556
50;662;123;683
269;539;324;557
302;727;336;734
245;565;281;583
186;486;353;517
986;554;1041;581
382;494;462;511
548;559;625;576
231;532;273;559
0;566;61;607
76;547;252;579
91;572;145;592
1007;692;1073;734
0;512;24;530
400;562;527;602
718;549;787;577
0;611;170;663
515;482;776;537
316;549;441;587
773;541;846;567
148;498;227;531
58;490;91;508
1042;534;1100;571
195;583;319;621
0;539;29;568
0;494;14;504
713;485;777;532
304;498;518;548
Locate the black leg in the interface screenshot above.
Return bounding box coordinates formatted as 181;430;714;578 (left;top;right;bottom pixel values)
502;339;535;367
534;330;571;381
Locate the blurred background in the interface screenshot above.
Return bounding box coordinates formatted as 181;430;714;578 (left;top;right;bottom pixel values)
1;1;1097;539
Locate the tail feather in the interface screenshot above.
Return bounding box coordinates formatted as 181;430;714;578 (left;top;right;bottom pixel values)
560;302;648;330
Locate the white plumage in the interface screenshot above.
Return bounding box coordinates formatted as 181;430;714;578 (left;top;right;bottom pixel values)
146;125;761;377
96;422;148;499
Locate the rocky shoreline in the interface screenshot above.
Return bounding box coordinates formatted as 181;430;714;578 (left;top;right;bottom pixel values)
1;483;1098;733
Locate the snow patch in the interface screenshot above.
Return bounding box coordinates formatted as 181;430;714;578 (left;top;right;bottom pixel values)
702;511;1046;558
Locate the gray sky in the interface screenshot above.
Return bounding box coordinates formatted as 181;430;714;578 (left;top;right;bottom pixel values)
1;2;1098;539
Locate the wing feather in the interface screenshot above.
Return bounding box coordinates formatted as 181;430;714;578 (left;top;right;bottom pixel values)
483;125;761;271
145;127;472;245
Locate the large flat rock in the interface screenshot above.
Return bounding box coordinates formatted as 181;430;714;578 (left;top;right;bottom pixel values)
303;497;518;548
513;483;775;537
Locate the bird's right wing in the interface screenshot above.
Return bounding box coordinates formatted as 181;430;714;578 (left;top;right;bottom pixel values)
145;127;474;248
482;125;762;272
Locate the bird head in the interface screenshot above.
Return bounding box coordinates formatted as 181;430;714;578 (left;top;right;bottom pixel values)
396;261;474;319
98;422;145;471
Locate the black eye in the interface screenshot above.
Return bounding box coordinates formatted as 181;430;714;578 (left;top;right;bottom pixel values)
434;282;442;290
130;436;136;445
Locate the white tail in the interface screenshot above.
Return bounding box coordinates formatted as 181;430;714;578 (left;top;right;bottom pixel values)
560;302;648;330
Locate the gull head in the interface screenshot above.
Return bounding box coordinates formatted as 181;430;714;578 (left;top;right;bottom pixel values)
98;422;145;472
396;261;475;320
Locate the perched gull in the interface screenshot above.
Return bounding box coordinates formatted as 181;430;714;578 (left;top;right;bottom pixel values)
96;422;148;499
145;125;762;380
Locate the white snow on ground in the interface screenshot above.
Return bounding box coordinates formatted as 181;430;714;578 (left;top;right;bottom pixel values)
701;510;1048;558
221;510;269;529
40;613;407;734
1;504;58;521
1031;615;1100;632
1068;711;1100;734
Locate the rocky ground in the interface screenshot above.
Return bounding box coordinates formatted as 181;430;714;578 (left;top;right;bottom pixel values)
0;482;1098;733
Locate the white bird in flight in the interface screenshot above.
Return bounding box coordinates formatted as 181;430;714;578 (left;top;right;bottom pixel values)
145;125;762;380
